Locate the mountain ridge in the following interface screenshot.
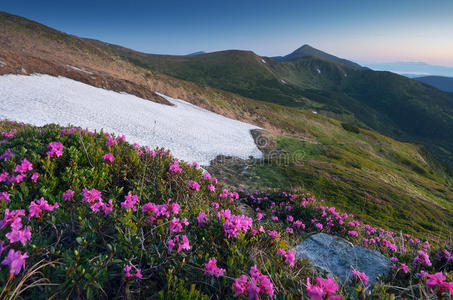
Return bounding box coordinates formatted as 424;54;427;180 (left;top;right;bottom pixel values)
271;44;363;68
414;75;453;92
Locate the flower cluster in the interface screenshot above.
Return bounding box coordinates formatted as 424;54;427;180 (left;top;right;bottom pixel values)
222;214;253;238
167;235;191;253
203;258;226;277
351;268;369;285
124;264;142;279
169;160;183;174
187;180;200;191
306;277;341;300
121;193;140;212
29;197;59;218
103;153;115;163
233;265;274;299
46;141;63;158
276;248;296;267
424;272;453;296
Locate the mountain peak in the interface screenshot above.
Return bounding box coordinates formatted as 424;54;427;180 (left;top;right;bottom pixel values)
187;51;206;56
273;44;362;69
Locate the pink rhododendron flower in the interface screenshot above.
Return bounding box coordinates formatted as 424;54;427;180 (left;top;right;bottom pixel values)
0;209;25;229
178;235;191;252
315;223;323;230
103;153;115;163
28;198;59;219
121;193;139;211
63;189;75;201
208;184;216;192
348;230;359;237
203;172;211;181
102;199;114;215
168;235;192;253
197;212;208;227
83;188;102;204
211;202;219;209
277;249;295;267
293;220;305;229
233;275;249;296
0;192;10;205
426;272;446;288
6;226;31;245
234;265;274;299
204;258;226;277
0;171;8;182
187;180;200;191
400;263;409;274
307;277;340;300
223;215;253;238
31;172;39;182
1;249;28;276
2;129;17;139
169;160;183;174
352;268;369;285
124;264;142;279
169;217;189;233
46;141;63;158
14;158;33;173
414;250;432;267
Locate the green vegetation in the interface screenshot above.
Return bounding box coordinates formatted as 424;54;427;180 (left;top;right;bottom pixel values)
249;123;453;238
1;121;452;300
96;44;453;168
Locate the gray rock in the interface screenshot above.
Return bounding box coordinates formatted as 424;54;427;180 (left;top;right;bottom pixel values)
293;233;391;284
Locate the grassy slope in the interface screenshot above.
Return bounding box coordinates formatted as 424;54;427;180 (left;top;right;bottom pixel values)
1;11;452;238
95;43;453;167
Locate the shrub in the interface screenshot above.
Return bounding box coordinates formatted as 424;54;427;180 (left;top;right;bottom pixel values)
341;122;360;134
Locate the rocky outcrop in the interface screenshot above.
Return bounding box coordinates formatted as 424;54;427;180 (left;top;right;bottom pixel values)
293;233;391;284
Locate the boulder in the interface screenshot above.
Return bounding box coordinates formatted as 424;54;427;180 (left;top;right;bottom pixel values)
293;233;391;284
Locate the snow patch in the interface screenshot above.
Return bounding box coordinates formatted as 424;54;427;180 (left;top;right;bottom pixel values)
67;65;93;75
312;111;318;114
261;58;266;64
0;74;262;165
280;79;287;84
0;60;6;67
316;68;321;74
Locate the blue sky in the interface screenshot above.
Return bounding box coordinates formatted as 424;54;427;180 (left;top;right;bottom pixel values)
2;0;453;66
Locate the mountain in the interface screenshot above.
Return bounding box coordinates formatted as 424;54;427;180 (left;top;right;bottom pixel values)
187;51;206;55
414;75;453;92
271;44;362;68
1;11;453;238
366;61;453;77
89;39;453;168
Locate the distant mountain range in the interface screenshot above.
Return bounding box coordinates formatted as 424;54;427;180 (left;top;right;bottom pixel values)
271;44;363;68
366;62;453;77
187;51;206;56
414;76;453;93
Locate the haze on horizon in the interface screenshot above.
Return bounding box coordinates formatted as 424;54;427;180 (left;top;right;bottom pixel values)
2;0;453;67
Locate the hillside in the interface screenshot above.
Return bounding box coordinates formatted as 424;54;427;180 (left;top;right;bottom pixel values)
92;40;453;168
1;11;453;240
0;121;452;299
415;75;453;93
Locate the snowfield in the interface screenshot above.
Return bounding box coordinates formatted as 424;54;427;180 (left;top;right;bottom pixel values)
0;74;262;165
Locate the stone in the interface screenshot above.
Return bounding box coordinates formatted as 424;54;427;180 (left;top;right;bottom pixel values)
293;233;391;284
